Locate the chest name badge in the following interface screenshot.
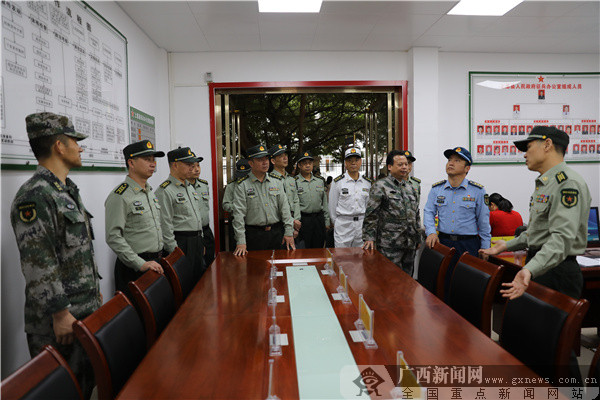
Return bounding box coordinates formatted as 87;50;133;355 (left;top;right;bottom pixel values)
436;196;445;204
247;188;255;196
66;203;75;210
298;187;305;193
133;200;142;206
341;188;349;195
177;193;184;197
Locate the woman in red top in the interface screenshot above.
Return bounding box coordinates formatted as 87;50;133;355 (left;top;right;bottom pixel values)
488;193;524;236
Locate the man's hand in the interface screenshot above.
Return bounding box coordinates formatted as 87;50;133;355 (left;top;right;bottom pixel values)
234;244;247;256
140;260;163;274
425;233;439;248
363;240;375;250
283;236;296;250
293;230;299;239
325;225;331;231
478;240;507;260
293;220;302;231
500;268;531;300
52;309;77;345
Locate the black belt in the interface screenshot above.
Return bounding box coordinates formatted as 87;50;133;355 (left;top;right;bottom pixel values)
528;247;576;262
174;230;203;237
301;211;323;217
245;222;283;231
439;232;479;241
202;224;210;229
138;251;162;261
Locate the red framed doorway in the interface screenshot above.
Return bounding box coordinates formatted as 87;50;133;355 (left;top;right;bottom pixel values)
208;80;409;254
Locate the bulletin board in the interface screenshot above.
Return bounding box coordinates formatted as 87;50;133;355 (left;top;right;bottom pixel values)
1;1;128;170
469;72;600;164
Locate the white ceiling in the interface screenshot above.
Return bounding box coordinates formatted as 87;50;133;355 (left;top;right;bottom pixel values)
114;0;600;53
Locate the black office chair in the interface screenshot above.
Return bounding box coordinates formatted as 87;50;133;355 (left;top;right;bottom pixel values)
1;345;83;400
416;243;456;300
128;270;176;348
73;291;147;400
447;252;504;336
160;247;195;309
500;281;589;382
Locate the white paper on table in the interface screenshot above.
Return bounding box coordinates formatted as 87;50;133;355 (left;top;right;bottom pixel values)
276;271;284;277
276;295;285;303
331;293;343;301
349;330;365;342
577;256;600;267
292;262;308;266
321;269;333;275
270;333;289;346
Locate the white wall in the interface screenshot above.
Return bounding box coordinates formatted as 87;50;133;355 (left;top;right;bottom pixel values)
1;1;170;377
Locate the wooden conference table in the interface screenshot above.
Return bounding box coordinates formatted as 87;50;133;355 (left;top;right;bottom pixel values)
117;248;539;399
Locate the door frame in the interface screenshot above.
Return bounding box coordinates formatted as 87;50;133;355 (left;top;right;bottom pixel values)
208;80;409;253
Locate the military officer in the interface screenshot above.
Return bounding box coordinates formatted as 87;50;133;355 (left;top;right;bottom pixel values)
481;126;591;300
403;150;421;200
295;151;330;248
269;144;301;237
223;159;250;248
232;144;295;256
11;112;101;399
189;152;216;268
363;150;422;275
155;147;205;280
329;147;373;247
105;140;165;299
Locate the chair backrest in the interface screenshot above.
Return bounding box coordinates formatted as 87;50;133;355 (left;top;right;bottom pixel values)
1;345;83;400
160;247;195;309
128;270;176;348
447;252;504;336
416;243;456;300
500;281;590;382
73;291;147;400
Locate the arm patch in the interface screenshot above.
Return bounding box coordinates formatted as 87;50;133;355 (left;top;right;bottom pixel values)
114;183;129;195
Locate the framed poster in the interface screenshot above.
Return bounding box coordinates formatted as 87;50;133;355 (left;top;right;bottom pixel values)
469;72;599;164
1;1;128;170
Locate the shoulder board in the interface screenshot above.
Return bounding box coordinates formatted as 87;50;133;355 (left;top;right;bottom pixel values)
432;180;446;188
160;180;171;189
294;175;300;181
269;173;282;180
237;175;249;184
198;178;208;185
555;171;568;184
114;183;128;195
316;175;325;181
227;180;237;185
410;176;421;183
468;180;484;189
334;174;344;182
363;176;374;184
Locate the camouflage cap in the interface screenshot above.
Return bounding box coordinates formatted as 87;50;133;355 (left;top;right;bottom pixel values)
25;112;87;141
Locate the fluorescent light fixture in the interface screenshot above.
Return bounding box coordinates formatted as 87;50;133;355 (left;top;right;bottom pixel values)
259;0;322;13
477;80;521;90
448;0;523;16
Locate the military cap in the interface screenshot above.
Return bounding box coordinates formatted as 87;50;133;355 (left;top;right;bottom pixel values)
25;112;87;140
268;144;286;157
402;150;416;162
167;147;198;163
190;149;204;163
344;147;362;159
297;150;314;163
443;146;472;165
246;144;269;159
234;158;251;179
123;140;165;161
514;126;569;152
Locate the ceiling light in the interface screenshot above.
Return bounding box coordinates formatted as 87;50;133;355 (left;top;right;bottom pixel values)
258;0;322;13
448;0;523;16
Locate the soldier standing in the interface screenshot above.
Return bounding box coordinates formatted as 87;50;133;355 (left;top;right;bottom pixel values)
223;159;250;249
155;147;205;280
269;144;301;238
481;127;591;300
11;112;102;399
232;144;295;256
189;152;216;268
363;150;422;275
295;151;330;248
403;150;421;200
329;147;373;247
105;140;165;299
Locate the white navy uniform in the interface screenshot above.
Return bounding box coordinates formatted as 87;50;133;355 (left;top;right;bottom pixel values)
328;172;372;247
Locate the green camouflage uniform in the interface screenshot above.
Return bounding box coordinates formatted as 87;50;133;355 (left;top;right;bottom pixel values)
505;161;591;298
363;174;422;275
11;165;101;399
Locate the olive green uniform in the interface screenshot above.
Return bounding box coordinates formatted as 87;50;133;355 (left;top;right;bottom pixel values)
409;176;421;201
192;178;216;267
156;175;205;279
296;173;330;248
222;182;236;214
505;161;591;298
270;169;301;220
105;176;164;297
232;171;293;250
